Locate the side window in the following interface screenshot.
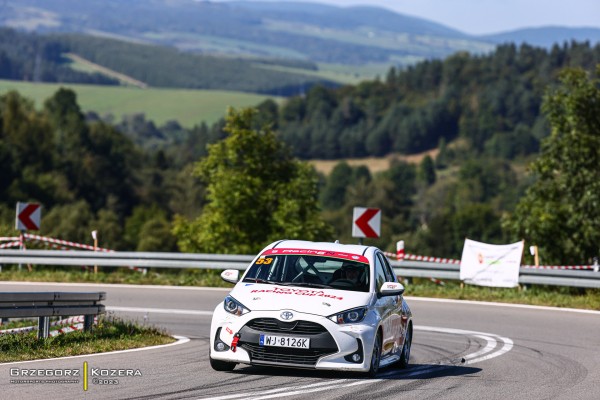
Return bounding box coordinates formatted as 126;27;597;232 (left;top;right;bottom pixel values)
378;253;397;283
374;255;387;291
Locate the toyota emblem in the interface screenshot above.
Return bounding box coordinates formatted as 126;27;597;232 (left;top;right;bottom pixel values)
280;311;294;320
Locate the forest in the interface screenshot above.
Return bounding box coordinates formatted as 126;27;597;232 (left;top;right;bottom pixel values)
0;28;334;95
271;41;600;159
0;41;599;265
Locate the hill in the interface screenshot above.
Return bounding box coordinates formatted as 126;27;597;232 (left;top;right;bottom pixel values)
2;0;599;72
0;28;339;95
484;26;600;48
0;0;492;67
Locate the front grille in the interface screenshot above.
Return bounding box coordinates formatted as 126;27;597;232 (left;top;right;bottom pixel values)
246;318;327;334
240;318;337;367
240;343;335;367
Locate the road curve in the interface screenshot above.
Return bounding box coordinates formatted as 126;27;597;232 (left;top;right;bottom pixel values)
0;282;599;400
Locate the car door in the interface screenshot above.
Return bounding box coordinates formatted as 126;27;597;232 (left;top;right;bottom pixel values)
378;252;405;357
373;253;396;357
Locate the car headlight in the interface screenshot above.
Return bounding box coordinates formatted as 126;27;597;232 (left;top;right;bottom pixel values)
328;307;367;324
223;295;250;316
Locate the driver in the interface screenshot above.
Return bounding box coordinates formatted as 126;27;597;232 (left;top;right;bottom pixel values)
342;264;367;290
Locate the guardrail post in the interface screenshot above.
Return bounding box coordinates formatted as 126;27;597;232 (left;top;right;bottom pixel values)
38;316;50;339
594;257;599;273
83;315;94;332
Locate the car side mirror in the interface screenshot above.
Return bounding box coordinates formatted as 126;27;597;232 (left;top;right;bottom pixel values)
220;269;240;284
380;282;404;296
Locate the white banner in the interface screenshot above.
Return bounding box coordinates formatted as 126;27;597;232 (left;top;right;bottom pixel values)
459;239;524;288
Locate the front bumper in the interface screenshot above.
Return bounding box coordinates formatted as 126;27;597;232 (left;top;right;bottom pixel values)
209;304;379;372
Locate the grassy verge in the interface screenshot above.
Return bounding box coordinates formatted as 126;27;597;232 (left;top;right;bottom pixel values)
404;279;600;310
1;267;598;311
0;316;175;363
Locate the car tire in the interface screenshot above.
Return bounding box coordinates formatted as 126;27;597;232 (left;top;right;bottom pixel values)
209;351;237;372
399;324;412;369
366;332;382;378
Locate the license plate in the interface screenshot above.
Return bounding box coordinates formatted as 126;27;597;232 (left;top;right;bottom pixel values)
259;334;310;349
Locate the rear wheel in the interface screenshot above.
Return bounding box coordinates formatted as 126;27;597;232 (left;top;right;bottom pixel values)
399;324;412;369
366;332;382;378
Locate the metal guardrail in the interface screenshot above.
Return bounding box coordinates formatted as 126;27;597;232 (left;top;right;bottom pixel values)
0;291;106;338
0;249;599;289
0;249;252;269
389;260;600;289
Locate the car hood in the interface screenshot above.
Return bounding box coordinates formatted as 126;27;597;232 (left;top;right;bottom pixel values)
230;283;372;316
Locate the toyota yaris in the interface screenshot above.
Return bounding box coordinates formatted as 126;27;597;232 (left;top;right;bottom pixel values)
209;240;413;377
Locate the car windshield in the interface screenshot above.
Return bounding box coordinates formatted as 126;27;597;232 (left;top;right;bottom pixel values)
243;253;370;292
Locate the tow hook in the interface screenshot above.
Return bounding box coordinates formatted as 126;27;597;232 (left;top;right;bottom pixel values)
231;333;240;352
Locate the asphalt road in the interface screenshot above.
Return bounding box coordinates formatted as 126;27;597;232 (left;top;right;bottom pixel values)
1;282;599;400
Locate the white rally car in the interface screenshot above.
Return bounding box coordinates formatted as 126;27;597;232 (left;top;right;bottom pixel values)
209;240;413;377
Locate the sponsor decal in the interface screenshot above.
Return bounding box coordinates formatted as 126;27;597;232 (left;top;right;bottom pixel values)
249;286;344;300
261;248;368;264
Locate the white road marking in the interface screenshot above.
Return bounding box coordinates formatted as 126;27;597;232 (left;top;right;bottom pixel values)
205;379;349;400
107;306;214;316
0;281;231;291
415;325;514;365
466;336;513;364
465;335;497;361
405;296;600;315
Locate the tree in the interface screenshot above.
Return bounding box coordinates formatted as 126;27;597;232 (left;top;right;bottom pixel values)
173;107;332;254
503;67;600;264
418;155;436;186
320;162;353;210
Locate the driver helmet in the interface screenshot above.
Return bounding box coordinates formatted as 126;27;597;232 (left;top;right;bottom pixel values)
342;264;363;281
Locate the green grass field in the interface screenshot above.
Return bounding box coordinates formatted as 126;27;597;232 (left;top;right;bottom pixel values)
0;80;282;128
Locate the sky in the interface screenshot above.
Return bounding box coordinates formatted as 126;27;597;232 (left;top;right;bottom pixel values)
225;0;600;35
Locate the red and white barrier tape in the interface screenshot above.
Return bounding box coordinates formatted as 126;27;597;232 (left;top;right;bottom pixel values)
20;234;147;273
386;251;595;271
522;265;595;270
0;237;19;242
0;316;94;336
49;323;84;337
384;242;447;285
383;251;460;265
23;233;113;252
0;241;21;249
49;315;98;337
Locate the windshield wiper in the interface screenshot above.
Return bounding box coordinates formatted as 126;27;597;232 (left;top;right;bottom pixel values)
278;282;333;289
243;278;277;284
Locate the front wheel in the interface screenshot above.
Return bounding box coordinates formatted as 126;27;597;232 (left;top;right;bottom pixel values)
366;332;382;378
399;324;412;369
209;351;236;371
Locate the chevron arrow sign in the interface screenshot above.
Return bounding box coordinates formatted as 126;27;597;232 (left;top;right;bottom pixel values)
16;202;41;231
352;207;381;239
